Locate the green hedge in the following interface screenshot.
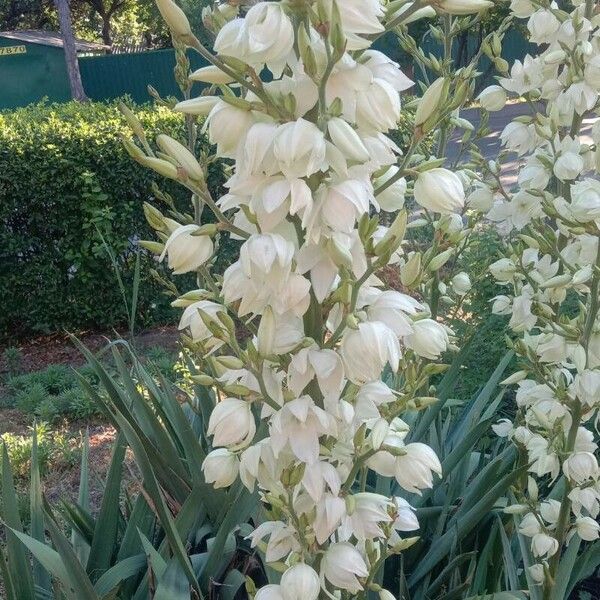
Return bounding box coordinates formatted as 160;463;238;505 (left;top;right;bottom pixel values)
0;100;224;340
0;100;422;341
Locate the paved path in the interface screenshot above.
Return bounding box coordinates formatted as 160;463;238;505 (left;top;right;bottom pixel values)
447;102;597;188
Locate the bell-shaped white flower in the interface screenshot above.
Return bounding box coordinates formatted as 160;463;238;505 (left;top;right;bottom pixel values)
414;168;465;214
160;225;213;274
255;585;284;600
342;492;393;541
239;439;281;492
375;167;407;212
280;564;320;600
270;396;336;463
215;2;294;75
341;322;401;384
202;448;239;488
527;8;561;44
327;0;384;50
569;179;600;223
405;319;449;359
314;493;347;544
354;380;396;425
394;442;442;494
248;521;301;563
573;370;600;407
477;85;507;111
366;291;421;337
178;300;225;348
273;119;327;179
451;272;472;296
207;397;256;449
356;79;402;133
576;517;600;541
393;497;419;532
288;346;345;396
321;542;369;594
563;452;599;484
206;101;254;158
362;50;414;92
531;533;559;558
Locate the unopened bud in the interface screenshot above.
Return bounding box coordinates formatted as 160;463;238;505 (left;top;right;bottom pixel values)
155;0;193;38
156;134;204;181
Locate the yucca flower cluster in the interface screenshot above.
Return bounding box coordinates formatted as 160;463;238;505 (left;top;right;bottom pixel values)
477;0;600;593
126;0;494;597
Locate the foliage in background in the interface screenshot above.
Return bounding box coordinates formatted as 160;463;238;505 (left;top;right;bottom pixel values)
0;98;424;342
0;422;79;481
0;99;224;340
0;341;265;600
0;337;523;600
0;363;101;422
0;0;214;49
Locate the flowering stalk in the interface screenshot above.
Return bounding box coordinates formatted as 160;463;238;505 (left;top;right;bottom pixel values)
127;0;499;597
482;0;600;596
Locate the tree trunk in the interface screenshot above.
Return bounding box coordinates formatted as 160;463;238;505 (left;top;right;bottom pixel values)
54;0;87;101
100;12;113;48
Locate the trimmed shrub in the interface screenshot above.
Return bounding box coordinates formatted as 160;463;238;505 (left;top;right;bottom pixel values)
0;99;422;340
0;100;225;339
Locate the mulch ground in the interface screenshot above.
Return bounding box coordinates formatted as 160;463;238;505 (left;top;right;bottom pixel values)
0;325;179;376
0;325;179;514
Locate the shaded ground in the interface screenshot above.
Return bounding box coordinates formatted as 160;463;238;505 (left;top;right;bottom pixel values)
0;325;179;518
0;325;179;377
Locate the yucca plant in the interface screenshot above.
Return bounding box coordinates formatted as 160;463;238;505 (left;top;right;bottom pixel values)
1;332;524;600
0;341;262;600
370;341;525;600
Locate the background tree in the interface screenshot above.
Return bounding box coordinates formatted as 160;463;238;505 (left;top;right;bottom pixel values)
53;0;86;101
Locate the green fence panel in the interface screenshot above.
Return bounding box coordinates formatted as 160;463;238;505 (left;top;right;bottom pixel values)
79;48;209;103
0;38;71;109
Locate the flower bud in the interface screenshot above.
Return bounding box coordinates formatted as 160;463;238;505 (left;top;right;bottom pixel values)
415;78;448;129
370;419;389;450
328;117;370;162
257;306;276;356
141;156;179;179
400;253;421;287
503;504;529;514
173;96;220;116
428;249;454;271
119;103;145;139
189;65;234;84
156;134;204;181
155;0;193;38
434;0;493;14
